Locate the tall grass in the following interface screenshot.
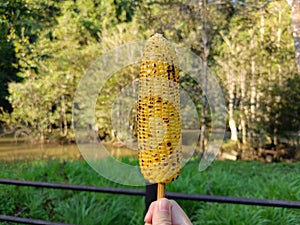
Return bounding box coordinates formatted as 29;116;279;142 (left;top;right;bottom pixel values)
0;159;299;224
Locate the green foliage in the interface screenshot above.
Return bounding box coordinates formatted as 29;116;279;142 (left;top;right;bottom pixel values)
0;40;21;112
0;0;299;151
0;159;299;224
262;75;300;135
213;0;299;146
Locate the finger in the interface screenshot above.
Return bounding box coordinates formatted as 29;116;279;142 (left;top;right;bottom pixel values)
170;200;193;225
144;201;157;223
152;198;172;225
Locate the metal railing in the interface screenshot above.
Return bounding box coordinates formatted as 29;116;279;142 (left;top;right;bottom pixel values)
1;178;300;225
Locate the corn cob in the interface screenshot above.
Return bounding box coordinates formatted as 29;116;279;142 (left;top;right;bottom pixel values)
137;33;182;195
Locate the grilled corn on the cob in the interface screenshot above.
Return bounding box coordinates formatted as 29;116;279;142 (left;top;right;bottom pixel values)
137;33;182;185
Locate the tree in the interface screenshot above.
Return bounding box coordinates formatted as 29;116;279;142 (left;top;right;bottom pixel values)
1;0;299;149
287;0;300;72
213;0;297;149
0;0;36;112
1;0;142;141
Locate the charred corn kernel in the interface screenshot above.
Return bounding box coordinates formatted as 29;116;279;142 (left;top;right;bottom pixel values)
137;33;182;184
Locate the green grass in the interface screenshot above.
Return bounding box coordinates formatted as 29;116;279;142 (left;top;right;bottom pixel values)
0;159;300;225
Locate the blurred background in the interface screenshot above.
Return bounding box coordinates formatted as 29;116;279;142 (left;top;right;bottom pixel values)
1;1;300;224
0;0;299;162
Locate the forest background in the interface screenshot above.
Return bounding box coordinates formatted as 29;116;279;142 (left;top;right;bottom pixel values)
0;0;299;159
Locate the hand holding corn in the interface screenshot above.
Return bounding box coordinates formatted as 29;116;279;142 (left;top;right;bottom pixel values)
137;33;182;199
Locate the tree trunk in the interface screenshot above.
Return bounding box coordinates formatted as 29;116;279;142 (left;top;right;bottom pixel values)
219;31;238;142
250;64;256;125
250;30;256;128
61;95;68;137
228;75;238;141
199;0;210;153
248;32;257;146
274;9;283;146
287;0;300;73
199;64;207;153
240;72;247;144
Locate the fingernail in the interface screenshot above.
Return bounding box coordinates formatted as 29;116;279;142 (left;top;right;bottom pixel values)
158;198;170;212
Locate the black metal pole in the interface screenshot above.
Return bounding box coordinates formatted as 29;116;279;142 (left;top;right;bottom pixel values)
0;178;145;196
145;182;157;212
0;215;73;225
1;178;300;209
166;192;300;209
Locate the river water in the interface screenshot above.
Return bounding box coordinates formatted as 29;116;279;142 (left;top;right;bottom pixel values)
0;137;138;162
0;136;197;162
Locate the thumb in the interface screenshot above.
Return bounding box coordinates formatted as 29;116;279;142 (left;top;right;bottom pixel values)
152;198;172;225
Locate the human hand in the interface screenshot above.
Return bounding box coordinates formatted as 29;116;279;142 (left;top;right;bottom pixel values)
144;198;193;225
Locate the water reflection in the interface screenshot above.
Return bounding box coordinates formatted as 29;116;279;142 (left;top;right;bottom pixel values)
0;138;137;162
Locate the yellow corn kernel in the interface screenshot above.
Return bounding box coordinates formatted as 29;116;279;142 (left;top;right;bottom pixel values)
137;33;182;184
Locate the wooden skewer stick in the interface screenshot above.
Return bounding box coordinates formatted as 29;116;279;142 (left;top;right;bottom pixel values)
157;183;166;199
